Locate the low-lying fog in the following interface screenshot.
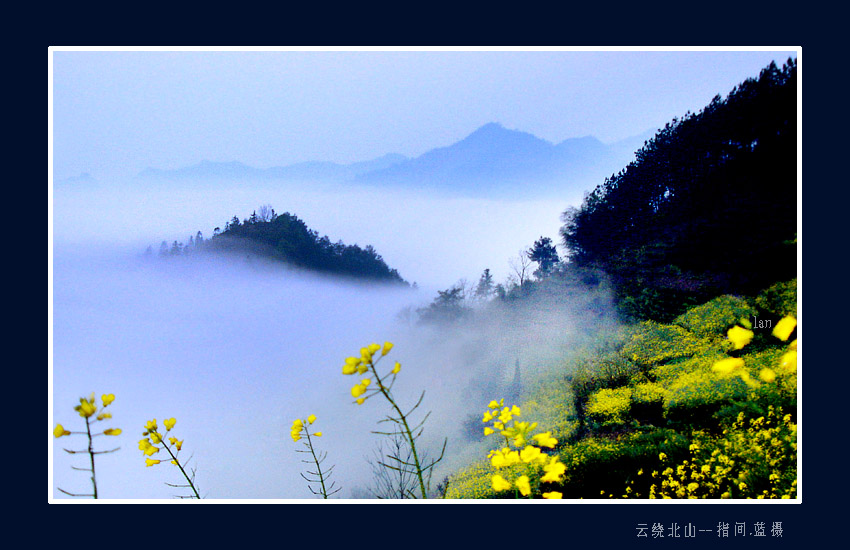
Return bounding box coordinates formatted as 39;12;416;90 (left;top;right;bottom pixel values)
51;179;615;499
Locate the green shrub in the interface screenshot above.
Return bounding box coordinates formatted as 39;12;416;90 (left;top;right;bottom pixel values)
559;429;690;498
622;321;715;367
586;387;633;426
646;407;797;499
650;350;728;385
673;295;756;338
754;279;797;317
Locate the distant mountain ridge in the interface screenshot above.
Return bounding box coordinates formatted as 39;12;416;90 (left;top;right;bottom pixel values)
138;153;410;182
136;123;655;198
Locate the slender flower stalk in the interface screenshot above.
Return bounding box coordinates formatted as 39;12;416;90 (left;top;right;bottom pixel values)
341;342;445;499
53;393;121;498
291;415;339;498
139;417;201;499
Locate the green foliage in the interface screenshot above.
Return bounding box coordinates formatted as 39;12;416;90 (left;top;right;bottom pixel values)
662;368;750;428
561;59;797;320
585;387;633;426
673;295;756;338
755;279;798;317
416;284;470;324
558;430;690;498
645;407;797;499
527;236;560;278
622;321;716;367
151;207;408;285
442;280;797;500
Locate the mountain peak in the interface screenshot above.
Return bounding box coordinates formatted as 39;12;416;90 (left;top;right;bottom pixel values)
455;122;552;152
472;121;506;133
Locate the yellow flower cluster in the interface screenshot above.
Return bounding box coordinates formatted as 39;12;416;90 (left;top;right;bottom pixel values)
585;387;633;424
644;407;796;499
711;315;798;389
482;399;564;499
139;417;182;467
341;342;398;405
54;393;121;438
727;325;754;350
623;321;713;367
291;414;322;443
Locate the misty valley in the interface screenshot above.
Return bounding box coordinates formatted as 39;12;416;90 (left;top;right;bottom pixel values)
52;58;798;501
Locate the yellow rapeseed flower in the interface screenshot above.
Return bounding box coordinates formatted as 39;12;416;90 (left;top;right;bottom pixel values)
532;431;558;448
516;475;531;496
145;419;158;431
150;432;162;444
542;491;563;499
727;326;754;350
391;362;401;374
351;384;367;398
759;368;777;383
314;432;323;437
382;342;393;356
76;398;97;418
489;448;520;468
780;350;797;372
101;394;115;407
772;316;796;341
53;424;70;438
164;418;176;431
520;445;542;463
541;458;567;483
307;414;316;425
491;475;512;492
738;370;758;388
145;458;161;467
483;427;494;436
712;357;745;376
103;428;122;436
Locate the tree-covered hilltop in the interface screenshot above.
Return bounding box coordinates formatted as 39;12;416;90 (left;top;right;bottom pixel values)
561;58;797;321
148;205;407;285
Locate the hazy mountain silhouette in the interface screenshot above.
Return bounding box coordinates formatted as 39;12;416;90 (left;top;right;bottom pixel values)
138;153;409;183
356;123;649;197
136;123;653;198
55;172;100;190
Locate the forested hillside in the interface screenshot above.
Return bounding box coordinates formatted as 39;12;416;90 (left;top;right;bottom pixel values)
438;59;798;500
561;59;797;321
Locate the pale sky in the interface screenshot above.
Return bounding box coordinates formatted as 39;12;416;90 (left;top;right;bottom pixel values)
50;48;797;182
